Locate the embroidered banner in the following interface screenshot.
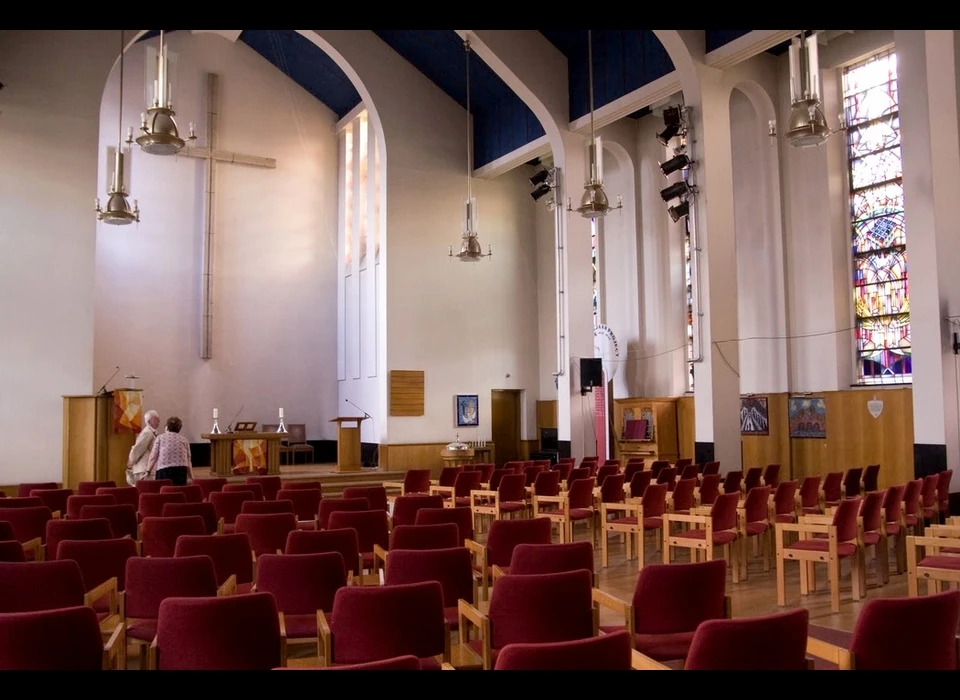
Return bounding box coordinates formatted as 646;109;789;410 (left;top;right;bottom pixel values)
113;390;143;434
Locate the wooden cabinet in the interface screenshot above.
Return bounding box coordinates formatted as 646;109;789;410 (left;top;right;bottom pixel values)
613;397;680;464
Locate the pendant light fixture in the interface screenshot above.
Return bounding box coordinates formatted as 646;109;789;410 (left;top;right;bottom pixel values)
449;38;491;262
96;29;140;226
136;30;196;155
568;30;622;219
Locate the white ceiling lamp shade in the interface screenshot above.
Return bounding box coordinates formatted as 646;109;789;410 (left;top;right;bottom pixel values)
136;30;197;155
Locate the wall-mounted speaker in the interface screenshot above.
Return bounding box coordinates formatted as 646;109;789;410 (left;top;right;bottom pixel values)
579;358;603;393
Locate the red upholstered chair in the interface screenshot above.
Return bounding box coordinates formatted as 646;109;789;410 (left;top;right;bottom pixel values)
494;629;635;671
821;471;843;508
721;471;742;495
798;476;822;515
775;496;863;613
123;554;230;667
882;484;906;573
936;470;954;523
137;492;185;521
564;468;590;490
393;494;445;528
247;476;282;501
385;547;478;632
763;464;781;488
629;470;653;499
96;486;139;509
0;496;43;508
669;477;696;516
596;560;730;664
66;494;115;520
254;552;347;647
861;464;880;493
697;473;720;506
0;606;125;670
341;486;388;513
523;465;546;487
553;462;574;482
807;590;960;670
175;533;255;593
668;608;811;671
663;492;742;584
29;488;72;517
532;470;561;501
600;481;667;570
374;523;462;571
208;490;256;533
497;541;595;586
152;592;285;669
467;517;553;601
649;461;668;479
140;515;206;558
47;518;114;562
701;461;720;479
679;464;699;482
434;466;464;489
595;465;619;487
160;485;203;504
475;463;496;483
193;477;227;500
318;497;369;530
383;469;432;498
319;581;450;668
742;467;763;494
17;482;58;497
504;461;525;475
623;461;645;484
858;489;888;587
459;569;599;670
224;482;263;500
285;528;362;581
541;477;596;544
282;655;423;670
242;499;295;516
415;506;475;544
0;506;54;560
282;480;323;491
842;467;864;499
135;479;172;495
57;537;137;628
328;510;389;580
78;481;115;495
772;480;799;525
0;540;27;562
902;478;923;534
738;485;773;578
80;504;139;541
236;513;298;558
162;502;222;535
276;488;322;529
431;470;481;508
472;474;529;528
0;559;88;613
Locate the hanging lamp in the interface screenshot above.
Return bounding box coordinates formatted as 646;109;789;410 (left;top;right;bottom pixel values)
569;30;622;219
449;38;491;262
96;29;140;226
136;30;196;155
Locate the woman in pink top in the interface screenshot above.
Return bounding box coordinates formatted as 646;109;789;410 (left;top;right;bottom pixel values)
147;416;194;485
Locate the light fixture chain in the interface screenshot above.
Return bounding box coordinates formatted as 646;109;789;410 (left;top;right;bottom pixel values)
118;29;124;150
588;30;595;142
465;39;472;201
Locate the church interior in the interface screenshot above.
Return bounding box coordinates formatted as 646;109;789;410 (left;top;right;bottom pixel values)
2;28;960;670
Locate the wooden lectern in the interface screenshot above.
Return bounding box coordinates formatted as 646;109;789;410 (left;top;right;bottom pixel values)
62;391;142;490
329;417;367;473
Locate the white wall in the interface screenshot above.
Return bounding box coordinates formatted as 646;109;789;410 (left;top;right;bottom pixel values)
534;174;559;400
0;31;123;484
94;32;339;443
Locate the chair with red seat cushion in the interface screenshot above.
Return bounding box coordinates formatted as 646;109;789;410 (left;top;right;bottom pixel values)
861;464;880;493
882;484;906;573
385;547;477;633
663;492;742;583
553;462;574;482
208;490;256;533
223;483;263;500
57;538;138;619
320;581;448;668
739;485;773;578
174;533;255;593
772;480;799;525
649;461;668;479
522;465;546;487
235;513;298;558
95;486;139;509
282;655;423;670
936;470;953;523
242;499;296;516
47;518;114;561
415;506;475;544
0;559;87;612
17;482;58;497
281;480;323;491
468;516;553;602
123;554;223;665
742;467;763;493
284;528;362;580
436;466;463;488
29;488;72;516
679;464;699;482
246;476;282;501
601;481;667;571
681;608;810;670
775;496;863;613
341;486;387;512
595;465;619;487
809;590;960;670
389;523;460;551
504;541;595;585
697;473;720;506
532;470;561;500
77;481;115;495
0;497;43;508
628;470;653;500
276;488;322;529
798;475;822;514
162;502;222;535
140;515;206;557
821;472;843;507
669;477;696;515
460;568;597;670
721;471;742;495
494;629;634;671
318;497;369;530
395;469;432;497
0;540;26;562
154;592;283;669
597;559;730;664
902;478;923;533
559;477;597;544
441;470;482;508
623;461;645;484
255;552;347;644
701;462;720;478
193;478;227;500
66;494;115;520
763;464;781;488
135;479;173;495
393;494;445;527
0;606;124;670
843;468;864;499
858;490;888;586
0;506;54;560
80;504;139;541
160;484;203;504
137;492;186;520
327;510;389;578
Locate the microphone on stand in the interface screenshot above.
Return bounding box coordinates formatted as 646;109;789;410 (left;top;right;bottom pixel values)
345;399;377;468
227;404;244;432
345;398;371;418
97;366;120;395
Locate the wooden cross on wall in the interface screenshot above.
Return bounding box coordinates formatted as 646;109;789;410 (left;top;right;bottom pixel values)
179;73;277;360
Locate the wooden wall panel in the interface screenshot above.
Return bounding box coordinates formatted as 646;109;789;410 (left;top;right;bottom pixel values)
389;370;424;416
676;396;695;460
741;393;792;479
536;400;558;429
379;441;498;477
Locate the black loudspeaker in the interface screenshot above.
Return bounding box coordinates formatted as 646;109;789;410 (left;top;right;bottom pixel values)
579;358;603;392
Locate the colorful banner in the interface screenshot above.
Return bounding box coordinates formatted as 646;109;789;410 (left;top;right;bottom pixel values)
113;390;143;434
232;439;266;474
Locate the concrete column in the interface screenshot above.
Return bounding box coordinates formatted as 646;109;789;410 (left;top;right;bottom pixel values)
895;30;960;481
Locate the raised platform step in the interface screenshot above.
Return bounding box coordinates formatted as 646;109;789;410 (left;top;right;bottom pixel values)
193;464;405;496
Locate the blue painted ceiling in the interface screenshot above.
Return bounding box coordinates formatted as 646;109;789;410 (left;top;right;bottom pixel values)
135;30;756;170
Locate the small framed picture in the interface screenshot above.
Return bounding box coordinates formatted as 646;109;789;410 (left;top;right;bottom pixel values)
456;394;479;427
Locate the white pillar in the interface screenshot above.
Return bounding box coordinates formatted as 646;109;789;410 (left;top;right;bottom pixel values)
896;30;960;481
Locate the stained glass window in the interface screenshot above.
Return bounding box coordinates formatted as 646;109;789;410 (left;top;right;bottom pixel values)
842;49;910;383
591;220;599;328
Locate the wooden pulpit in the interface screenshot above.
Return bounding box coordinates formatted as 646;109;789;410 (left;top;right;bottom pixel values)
329;417;367;473
62;390;143;490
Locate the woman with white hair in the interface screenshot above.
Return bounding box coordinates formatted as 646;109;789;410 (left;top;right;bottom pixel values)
126;410;160;486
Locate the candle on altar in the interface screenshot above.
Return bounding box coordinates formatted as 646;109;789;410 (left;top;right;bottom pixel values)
279;407;284;419
213;408;218;419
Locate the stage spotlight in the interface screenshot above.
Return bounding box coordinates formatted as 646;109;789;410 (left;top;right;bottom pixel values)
659;153;692;177
656;105;685;145
531;183;552;201
529;169;550;186
668;200;690;222
660;180;691;203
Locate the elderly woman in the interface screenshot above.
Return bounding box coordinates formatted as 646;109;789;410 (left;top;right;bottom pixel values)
147;416;194;486
126;410;160;486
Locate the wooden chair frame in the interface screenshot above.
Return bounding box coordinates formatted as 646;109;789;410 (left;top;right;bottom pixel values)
662;508;742;584
470;488;528;531
101;622;126;670
599;500;655;570
906;529;960;597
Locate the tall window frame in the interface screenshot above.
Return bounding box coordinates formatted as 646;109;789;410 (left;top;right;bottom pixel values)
841;48;910;385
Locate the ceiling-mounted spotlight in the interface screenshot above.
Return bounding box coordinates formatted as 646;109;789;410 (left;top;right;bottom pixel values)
660;180;693;203
656;105;685;145
530;169;550;187
668;200;690;223
659;153;693;177
531;183;552;202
